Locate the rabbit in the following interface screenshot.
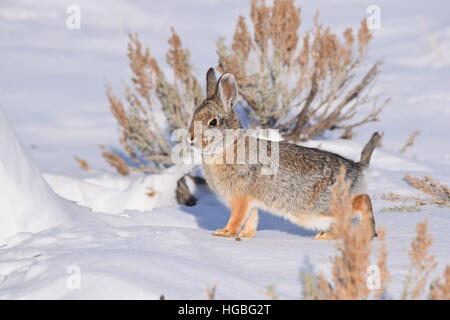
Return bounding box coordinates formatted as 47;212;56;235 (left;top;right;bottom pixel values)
188;67;380;240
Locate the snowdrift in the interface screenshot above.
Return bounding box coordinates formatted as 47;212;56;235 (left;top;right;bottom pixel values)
0;107;71;243
43;164;195;215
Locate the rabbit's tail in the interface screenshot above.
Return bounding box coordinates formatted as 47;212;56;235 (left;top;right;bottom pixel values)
359;132;382;166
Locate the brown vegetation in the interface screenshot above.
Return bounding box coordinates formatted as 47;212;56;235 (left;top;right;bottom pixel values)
399;130;421;154
74;155;91;171
429;266;450;300
217;0;387;141
315;168;389;299
401;220;437;299
105;30;200;174
307;200;447;300
100;145;130;176
205;285;217;300
404;174;450;206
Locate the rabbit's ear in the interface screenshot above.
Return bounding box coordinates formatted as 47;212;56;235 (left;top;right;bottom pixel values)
217;73;237;111
206;68;217;99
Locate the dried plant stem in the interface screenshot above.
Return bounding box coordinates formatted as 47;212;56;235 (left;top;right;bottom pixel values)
205;285;217;300
74;155;91;171
399;130;421;153
429;266;450;300
404;174;450;206
401;220;437;300
316;167;373;300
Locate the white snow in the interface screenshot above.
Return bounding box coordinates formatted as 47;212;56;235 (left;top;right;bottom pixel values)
0;107;73;243
42;164;195;215
0;0;449;299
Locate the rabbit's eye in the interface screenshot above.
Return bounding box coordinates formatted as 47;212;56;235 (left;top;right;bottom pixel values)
208;118;218;127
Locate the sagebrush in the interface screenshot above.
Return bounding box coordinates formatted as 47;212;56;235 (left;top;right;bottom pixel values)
104;0;387;176
106;30;200;174
217;0;387;141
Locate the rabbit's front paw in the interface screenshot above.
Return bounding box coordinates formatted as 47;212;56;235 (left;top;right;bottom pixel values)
238;228;256;238
212;228;237;238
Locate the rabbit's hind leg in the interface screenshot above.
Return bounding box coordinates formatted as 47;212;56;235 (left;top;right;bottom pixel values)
288;214;336;240
312;195;377;240
353;194;377;239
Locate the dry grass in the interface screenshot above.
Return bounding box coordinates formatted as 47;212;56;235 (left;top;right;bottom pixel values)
205;285;217;300
74;155;91;171
302;179;450;300
300;271;318;300
217;0;387;141
374;228;390;299
304;199;446;300
378;187;446;211
429;266;450;300
260;284;279;300
379;192;426;204
100;146;130;176
380;205;422;213
404;174;450;206
315;167;386;299
399;130;421;154
401;220;437;299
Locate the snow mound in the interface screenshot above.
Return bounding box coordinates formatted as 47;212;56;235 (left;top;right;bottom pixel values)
0;108;72;243
43;164;195;215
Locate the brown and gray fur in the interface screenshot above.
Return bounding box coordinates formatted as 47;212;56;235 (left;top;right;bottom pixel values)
189;68;381;239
